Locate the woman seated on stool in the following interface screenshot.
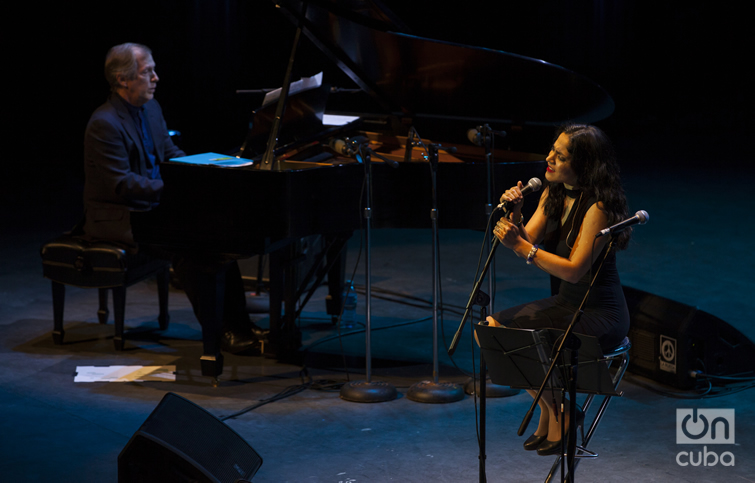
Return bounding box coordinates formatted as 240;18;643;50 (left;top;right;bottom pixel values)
487;124;631;456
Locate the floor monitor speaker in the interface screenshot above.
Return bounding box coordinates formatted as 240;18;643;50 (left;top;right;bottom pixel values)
119;392;262;482
624;286;755;389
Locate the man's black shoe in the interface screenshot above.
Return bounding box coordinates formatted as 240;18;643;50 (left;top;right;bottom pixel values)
221;330;262;356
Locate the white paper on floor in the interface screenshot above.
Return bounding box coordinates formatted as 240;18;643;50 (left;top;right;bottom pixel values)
74;365;176;382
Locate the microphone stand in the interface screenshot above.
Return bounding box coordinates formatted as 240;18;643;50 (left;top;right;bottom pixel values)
448;235;502;357
478;125;507;315
480;124;496;316
340;142;397;403
460;125;519;397
477;302;490;483
447;231;499;483
518;237;616;483
406;132;464;403
468;124;500;314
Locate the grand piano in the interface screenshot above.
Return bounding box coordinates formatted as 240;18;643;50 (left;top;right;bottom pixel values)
131;0;614;380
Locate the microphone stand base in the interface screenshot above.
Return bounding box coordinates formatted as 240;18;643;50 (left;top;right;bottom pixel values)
340;380;397;403
464;376;521;398
407;380;465;404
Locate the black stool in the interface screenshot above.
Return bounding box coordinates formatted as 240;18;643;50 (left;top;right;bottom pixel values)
545;336;632;482
40;235;170;350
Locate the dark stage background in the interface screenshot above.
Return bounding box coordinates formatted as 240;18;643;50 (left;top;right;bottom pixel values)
9;1;750;234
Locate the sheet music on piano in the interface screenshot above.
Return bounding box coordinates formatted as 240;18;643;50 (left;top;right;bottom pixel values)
239;72;349;162
323;114;360;126
262;72;324;108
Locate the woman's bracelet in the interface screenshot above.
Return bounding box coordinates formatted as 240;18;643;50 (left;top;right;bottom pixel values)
526;244;539;265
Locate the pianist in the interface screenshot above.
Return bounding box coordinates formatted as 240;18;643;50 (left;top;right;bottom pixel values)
80;42;262;355
486;124;631;455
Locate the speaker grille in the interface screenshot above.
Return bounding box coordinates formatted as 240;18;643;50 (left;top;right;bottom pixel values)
119;393;262;483
629;328;656;371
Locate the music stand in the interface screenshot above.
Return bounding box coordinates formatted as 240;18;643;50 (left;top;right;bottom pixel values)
240;83;330;161
476;326;620;397
474;325;621;481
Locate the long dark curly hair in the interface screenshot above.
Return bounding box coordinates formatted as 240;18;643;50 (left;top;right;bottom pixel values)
542;124;632;250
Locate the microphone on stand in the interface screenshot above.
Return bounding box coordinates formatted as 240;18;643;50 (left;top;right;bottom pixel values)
496;177;542;212
467;126;507;147
596;210;649;237
329;136;368;156
404;129;416;162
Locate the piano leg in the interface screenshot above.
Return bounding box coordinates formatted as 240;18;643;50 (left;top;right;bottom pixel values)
173;256;228;382
325;233;349;323
199;268;226;383
267;243;303;363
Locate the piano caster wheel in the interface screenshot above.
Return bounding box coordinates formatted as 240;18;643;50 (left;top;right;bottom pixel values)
211;377;220;388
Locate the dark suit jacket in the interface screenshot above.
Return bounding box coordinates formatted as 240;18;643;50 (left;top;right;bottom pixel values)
82;95;185;251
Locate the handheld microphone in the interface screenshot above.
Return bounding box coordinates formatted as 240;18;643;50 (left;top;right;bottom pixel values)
596;210;649;237
497;177;542;211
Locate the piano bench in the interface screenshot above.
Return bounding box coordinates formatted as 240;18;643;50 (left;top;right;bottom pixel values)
40;235;170;351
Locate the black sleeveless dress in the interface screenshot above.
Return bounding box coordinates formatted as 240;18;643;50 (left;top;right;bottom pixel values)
490;192;630;351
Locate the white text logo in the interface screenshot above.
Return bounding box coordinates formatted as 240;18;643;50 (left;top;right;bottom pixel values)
677;408;735;444
676;408;735;467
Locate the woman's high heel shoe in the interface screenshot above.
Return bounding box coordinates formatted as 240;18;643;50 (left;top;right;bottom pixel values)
536;436;563;456
523;433;547;451
537;407;585;456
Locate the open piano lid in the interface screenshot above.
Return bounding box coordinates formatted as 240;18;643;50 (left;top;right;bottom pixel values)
275;0;614;126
